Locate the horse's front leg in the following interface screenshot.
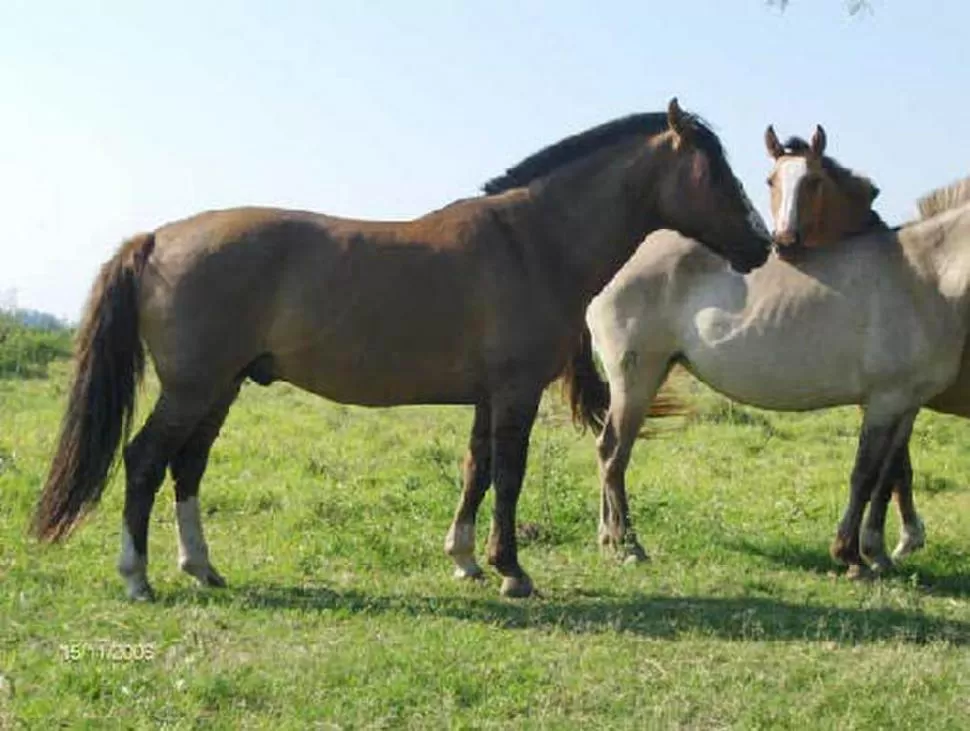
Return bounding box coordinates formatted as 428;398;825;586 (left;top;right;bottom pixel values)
596;356;668;563
485;387;542;598
861;428;919;571
444;400;491;580
597;399;650;564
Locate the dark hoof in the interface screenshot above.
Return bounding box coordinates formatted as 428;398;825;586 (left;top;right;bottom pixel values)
182;562;228;589
127;582;156;602
621;543;650;565
202;569;228;589
868;554;894;575
830;536;861;567
500;574;534;598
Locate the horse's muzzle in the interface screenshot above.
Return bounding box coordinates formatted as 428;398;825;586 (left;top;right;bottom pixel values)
772;230;801;249
730;242;771;274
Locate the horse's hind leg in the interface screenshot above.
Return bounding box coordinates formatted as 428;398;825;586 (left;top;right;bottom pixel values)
597;354;667;563
860;436;924;565
445;400;491;579
832;407;916;579
890;446;925;561
170;382;241;588
119;390;214;601
861;436;914;573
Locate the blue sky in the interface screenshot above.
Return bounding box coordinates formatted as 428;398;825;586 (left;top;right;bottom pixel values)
2;1;968;319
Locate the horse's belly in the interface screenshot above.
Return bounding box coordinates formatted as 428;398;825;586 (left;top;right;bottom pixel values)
274;345;481;406
682;339;864;412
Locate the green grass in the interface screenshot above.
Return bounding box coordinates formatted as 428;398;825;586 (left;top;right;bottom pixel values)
1;362;969;729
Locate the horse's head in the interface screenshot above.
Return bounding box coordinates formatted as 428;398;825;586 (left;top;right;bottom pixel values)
653;98;771;274
765;125;880;251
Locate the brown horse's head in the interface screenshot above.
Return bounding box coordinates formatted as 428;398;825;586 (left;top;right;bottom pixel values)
651;99;771;274
764;124;880;251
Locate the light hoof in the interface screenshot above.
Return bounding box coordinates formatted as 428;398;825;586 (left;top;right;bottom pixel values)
445;522;482;581
598;531;648;565
125;580;156;602
860;528;888;566
449;552;484;581
452;563;485;581
892;522;926;562
119;553;152;601
891;540;921;562
846;564;875;582
500;574;534;599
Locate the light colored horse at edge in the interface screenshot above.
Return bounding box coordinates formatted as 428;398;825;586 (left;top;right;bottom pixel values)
568;126;970;579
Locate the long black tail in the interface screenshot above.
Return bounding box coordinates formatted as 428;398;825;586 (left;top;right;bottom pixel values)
32;233;155;541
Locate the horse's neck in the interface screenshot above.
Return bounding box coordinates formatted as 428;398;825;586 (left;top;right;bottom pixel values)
811;209;887;248
525;148;661;305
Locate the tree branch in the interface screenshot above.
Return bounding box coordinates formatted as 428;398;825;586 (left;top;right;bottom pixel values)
768;0;873;14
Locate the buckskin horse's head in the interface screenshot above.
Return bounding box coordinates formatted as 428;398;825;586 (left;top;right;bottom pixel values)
765;124;880;252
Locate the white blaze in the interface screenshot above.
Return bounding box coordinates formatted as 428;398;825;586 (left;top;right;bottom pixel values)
774;157;809;237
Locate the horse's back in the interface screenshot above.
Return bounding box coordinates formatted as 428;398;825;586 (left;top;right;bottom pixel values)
135;204;543;405
589;227;963;411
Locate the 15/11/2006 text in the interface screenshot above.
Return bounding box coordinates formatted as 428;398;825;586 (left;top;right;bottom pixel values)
58;642;156;662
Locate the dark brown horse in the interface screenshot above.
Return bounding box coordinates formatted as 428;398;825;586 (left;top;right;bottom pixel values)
32;99;770;600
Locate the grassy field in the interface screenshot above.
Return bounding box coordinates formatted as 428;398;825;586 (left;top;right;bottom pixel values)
1;359;969;729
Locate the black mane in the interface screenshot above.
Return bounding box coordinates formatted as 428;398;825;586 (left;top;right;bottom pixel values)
483;110;731;195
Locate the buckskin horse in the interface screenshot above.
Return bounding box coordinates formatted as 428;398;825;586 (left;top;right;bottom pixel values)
32;99;771;600
567;126;970;579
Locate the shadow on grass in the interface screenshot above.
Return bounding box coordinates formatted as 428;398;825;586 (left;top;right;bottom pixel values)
161;582;970;645
728;538;970;599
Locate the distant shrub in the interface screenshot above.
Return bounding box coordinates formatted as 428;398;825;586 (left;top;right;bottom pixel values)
15;307;68;331
0;312;73;379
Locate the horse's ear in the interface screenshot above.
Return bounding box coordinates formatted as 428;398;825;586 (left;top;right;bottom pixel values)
667;97;689;142
868;182;881;203
765;125;784;159
811;125;827;157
